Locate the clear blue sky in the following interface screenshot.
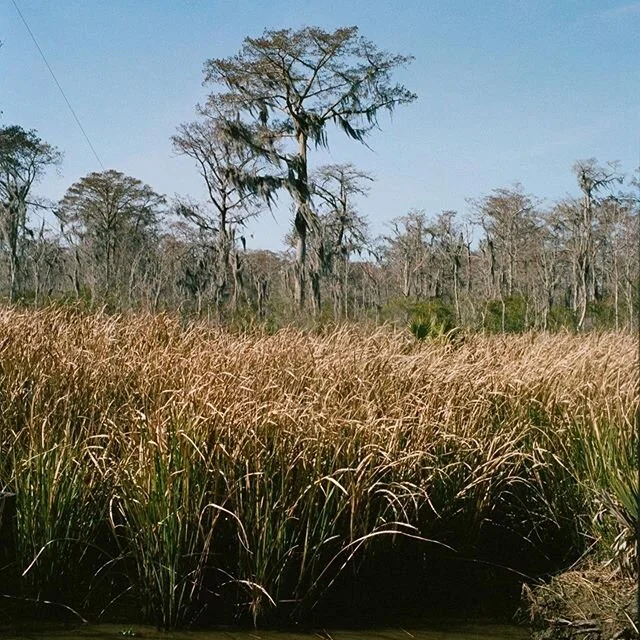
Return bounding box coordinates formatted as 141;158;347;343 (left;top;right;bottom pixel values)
1;0;638;250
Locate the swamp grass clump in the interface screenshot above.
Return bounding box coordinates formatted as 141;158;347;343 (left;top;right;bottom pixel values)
110;427;226;628
11;442;102;600
0;308;636;629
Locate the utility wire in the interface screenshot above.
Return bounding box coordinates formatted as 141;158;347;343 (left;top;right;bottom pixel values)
11;0;106;171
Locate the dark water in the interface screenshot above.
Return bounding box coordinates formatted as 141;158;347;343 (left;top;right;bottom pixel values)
0;623;530;640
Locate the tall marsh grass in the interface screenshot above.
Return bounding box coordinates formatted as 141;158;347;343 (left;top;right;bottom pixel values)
0;308;636;627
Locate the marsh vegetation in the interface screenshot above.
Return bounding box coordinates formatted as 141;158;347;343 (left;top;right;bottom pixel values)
0;308;636;630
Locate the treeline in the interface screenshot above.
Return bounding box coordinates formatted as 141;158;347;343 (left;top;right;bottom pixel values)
1;26;638;332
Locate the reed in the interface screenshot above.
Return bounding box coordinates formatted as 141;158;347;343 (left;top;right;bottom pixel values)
0;308;635;627
110;425;224;628
11;439;104;603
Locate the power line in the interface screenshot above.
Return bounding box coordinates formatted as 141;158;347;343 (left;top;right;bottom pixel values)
11;0;106;171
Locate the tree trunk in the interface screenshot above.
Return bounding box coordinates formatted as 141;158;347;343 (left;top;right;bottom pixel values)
231;249;243;313
310;268;321;316
73;248;82;299
343;254;349;320
1;200;25;303
453;260;460;323
292;129;311;313
294;209;307;311
8;251;18;303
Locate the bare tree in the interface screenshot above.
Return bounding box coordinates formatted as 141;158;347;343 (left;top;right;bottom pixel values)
595;190;639;330
384;210;434;300
202;26;416;312
470;185;539;331
172;115;267;314
310;163;372;318
28;219;64;306
243;249;289;320
430;211;467;322
529;209;566;329
570;159;623;329
0;126;61;301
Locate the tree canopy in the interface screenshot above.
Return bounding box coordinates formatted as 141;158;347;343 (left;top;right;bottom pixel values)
57;169;165;300
202;25;416;310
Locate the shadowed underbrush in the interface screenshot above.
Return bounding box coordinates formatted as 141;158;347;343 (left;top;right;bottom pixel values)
0;308;636;629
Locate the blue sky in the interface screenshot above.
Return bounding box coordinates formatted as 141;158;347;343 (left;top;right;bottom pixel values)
1;0;638;250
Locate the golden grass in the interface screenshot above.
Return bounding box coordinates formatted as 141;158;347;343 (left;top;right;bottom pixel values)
0;307;636;627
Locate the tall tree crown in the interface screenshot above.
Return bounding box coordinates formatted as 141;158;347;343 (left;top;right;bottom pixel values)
203;26;416;152
0;126;61;199
58;169;164;233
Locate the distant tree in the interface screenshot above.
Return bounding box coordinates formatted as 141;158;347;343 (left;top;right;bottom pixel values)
310;163;372;318
380;210;473;327
28;218;64;306
528;209;567;330
570;159;623;329
545;161;624;330
0;125;61;301
202;25;416;312
429;210;467;322
243;249;289;320
384;210;433;300
57;170;165;305
595;193;638;330
469;185;540;331
172;115;267;314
